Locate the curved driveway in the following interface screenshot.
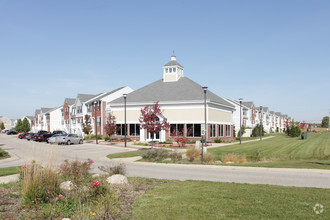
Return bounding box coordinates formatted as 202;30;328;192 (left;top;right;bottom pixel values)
1;134;329;189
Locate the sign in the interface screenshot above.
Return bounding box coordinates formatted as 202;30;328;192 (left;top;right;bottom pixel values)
201;124;205;135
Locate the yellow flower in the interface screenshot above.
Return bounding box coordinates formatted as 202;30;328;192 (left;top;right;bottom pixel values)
90;211;96;216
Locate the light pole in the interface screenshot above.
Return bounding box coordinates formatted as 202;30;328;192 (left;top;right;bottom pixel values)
239;98;243;144
94;101;98;144
123;94;127;148
260;106;263;141
202;86;208;163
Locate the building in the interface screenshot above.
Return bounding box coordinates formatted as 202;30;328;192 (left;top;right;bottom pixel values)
110;54;236;142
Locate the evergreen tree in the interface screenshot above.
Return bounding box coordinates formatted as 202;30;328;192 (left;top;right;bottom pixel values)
22;118;31;133
321;116;329;128
15;119;23;132
0;122;5;130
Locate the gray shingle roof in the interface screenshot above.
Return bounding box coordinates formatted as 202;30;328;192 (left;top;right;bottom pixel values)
77;94;98;103
275;112;282;116
25;116;35;120
65;98;76;106
111;77;234;109
164;60;183;68
86;87;125;104
35;109;41;114
242;101;254;108
41;108;54;114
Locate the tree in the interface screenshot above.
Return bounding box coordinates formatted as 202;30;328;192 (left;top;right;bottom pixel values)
104;113;117;142
299;121;306;130
139;102;170;147
21;118;31;133
238;126;246;137
0;121;4;130
171;129;187;147
15;119;23;132
321;116;329;128
252;124;264;137
82;115;92;135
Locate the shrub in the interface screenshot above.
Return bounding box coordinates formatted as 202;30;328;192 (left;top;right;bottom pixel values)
252;124;265;137
186;147;200;162
221;154;247;164
214;138;222;143
249;150;263;161
169;151;183;161
288;125;301;137
59;159;93;184
237;126;246;137
202;152;214;163
98;163;126;176
141;149;169;161
104;136;110;141
0;148;8;158
21;163;60;204
276;127;279;133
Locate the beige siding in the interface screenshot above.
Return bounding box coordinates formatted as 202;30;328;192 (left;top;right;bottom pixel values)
208;108;233;123
163;109;204;121
164;74;176;82
113;110;141;122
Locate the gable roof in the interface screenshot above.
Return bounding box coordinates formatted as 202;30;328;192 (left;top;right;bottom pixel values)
41;108;55;114
86;87;125;104
65;98;76;106
25;116;35;121
111;77;234;109
242;101;254;109
164;60;183;68
77;94;98;103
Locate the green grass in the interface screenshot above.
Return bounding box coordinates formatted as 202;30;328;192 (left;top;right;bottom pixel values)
0;166;21;177
209;132;330;169
107;149;148;159
0;148;9;159
134;180;330;219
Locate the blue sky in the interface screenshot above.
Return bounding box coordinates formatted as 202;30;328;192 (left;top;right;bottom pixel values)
0;0;329;122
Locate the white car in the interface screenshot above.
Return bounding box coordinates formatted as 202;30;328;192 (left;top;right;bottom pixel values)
58;134;83;145
48;134;66;144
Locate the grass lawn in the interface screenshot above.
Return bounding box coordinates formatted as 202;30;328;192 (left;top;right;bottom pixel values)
0;166;21;177
208;132;330;169
0;147;9;159
134;180;330;219
107;149;148;159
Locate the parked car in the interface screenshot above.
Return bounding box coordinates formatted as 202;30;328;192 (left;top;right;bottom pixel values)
25;133;37;141
58;134;83;145
52;130;67;135
48;134;66;144
18;133;27;139
34;133;54;142
37;130;48;134
6;130;18;135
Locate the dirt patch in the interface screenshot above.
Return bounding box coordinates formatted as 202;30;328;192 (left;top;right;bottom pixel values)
0;185;23;219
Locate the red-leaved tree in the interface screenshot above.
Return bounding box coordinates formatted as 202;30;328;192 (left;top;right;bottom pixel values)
299;121;306;129
170;129;188;147
104;113;117;142
139;102;170;147
82;115;92;135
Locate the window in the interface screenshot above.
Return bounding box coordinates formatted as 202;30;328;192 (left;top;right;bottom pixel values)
187;124;201;137
166;68;168;73
97;117;101;126
97;101;100;111
87;104;91;112
173;68;176;72
226;125;231;137
211;124;216;137
170;124;184;136
129;124;140;136
219;124;224;137
169;68;172;73
116;124;126;136
77;106;82;114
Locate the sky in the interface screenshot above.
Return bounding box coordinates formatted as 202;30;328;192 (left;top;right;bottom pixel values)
0;0;329;122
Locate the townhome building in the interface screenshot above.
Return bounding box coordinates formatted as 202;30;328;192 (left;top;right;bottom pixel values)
32;108;54;132
110;54;236;143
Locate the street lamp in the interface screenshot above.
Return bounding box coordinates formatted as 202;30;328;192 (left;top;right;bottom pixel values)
94;101;98;144
239;98;243;144
123;94;127;148
202;86;208;163
260;106;263;141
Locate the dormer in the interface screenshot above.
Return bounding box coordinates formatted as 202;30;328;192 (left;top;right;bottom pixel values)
163;53;184;82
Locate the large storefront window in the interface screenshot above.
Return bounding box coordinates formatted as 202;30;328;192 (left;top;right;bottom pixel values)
129;124;140;136
219;124;224;137
187;124;201;137
210;124;216;137
116;124;126;136
226;125;231;137
170;124;184;136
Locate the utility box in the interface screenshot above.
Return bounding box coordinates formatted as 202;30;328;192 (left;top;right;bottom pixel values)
195;141;201;149
301;132;307;140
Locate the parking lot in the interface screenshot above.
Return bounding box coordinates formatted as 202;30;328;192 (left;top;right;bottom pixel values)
0;134;134;169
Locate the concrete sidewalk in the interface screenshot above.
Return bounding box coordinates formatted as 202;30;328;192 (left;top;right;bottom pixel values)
0;174;19;184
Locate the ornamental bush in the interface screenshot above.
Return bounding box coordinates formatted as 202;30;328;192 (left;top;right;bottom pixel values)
141;149;169;161
252;124;265;137
186;147;200;162
288;125;301;137
214;138;222;143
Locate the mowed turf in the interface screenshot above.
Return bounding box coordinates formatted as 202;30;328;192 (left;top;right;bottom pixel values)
0;166;20;177
208;132;330;169
133;181;330;219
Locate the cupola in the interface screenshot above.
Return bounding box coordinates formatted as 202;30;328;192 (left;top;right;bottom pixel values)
163;53;184;82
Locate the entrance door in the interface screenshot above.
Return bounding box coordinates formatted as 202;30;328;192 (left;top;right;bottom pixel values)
147;132;160;141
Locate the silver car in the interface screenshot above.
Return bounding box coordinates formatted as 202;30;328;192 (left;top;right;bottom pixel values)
48;134;66;144
58;134;83;145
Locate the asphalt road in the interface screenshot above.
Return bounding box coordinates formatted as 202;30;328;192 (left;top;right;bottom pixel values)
1;134;330;189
